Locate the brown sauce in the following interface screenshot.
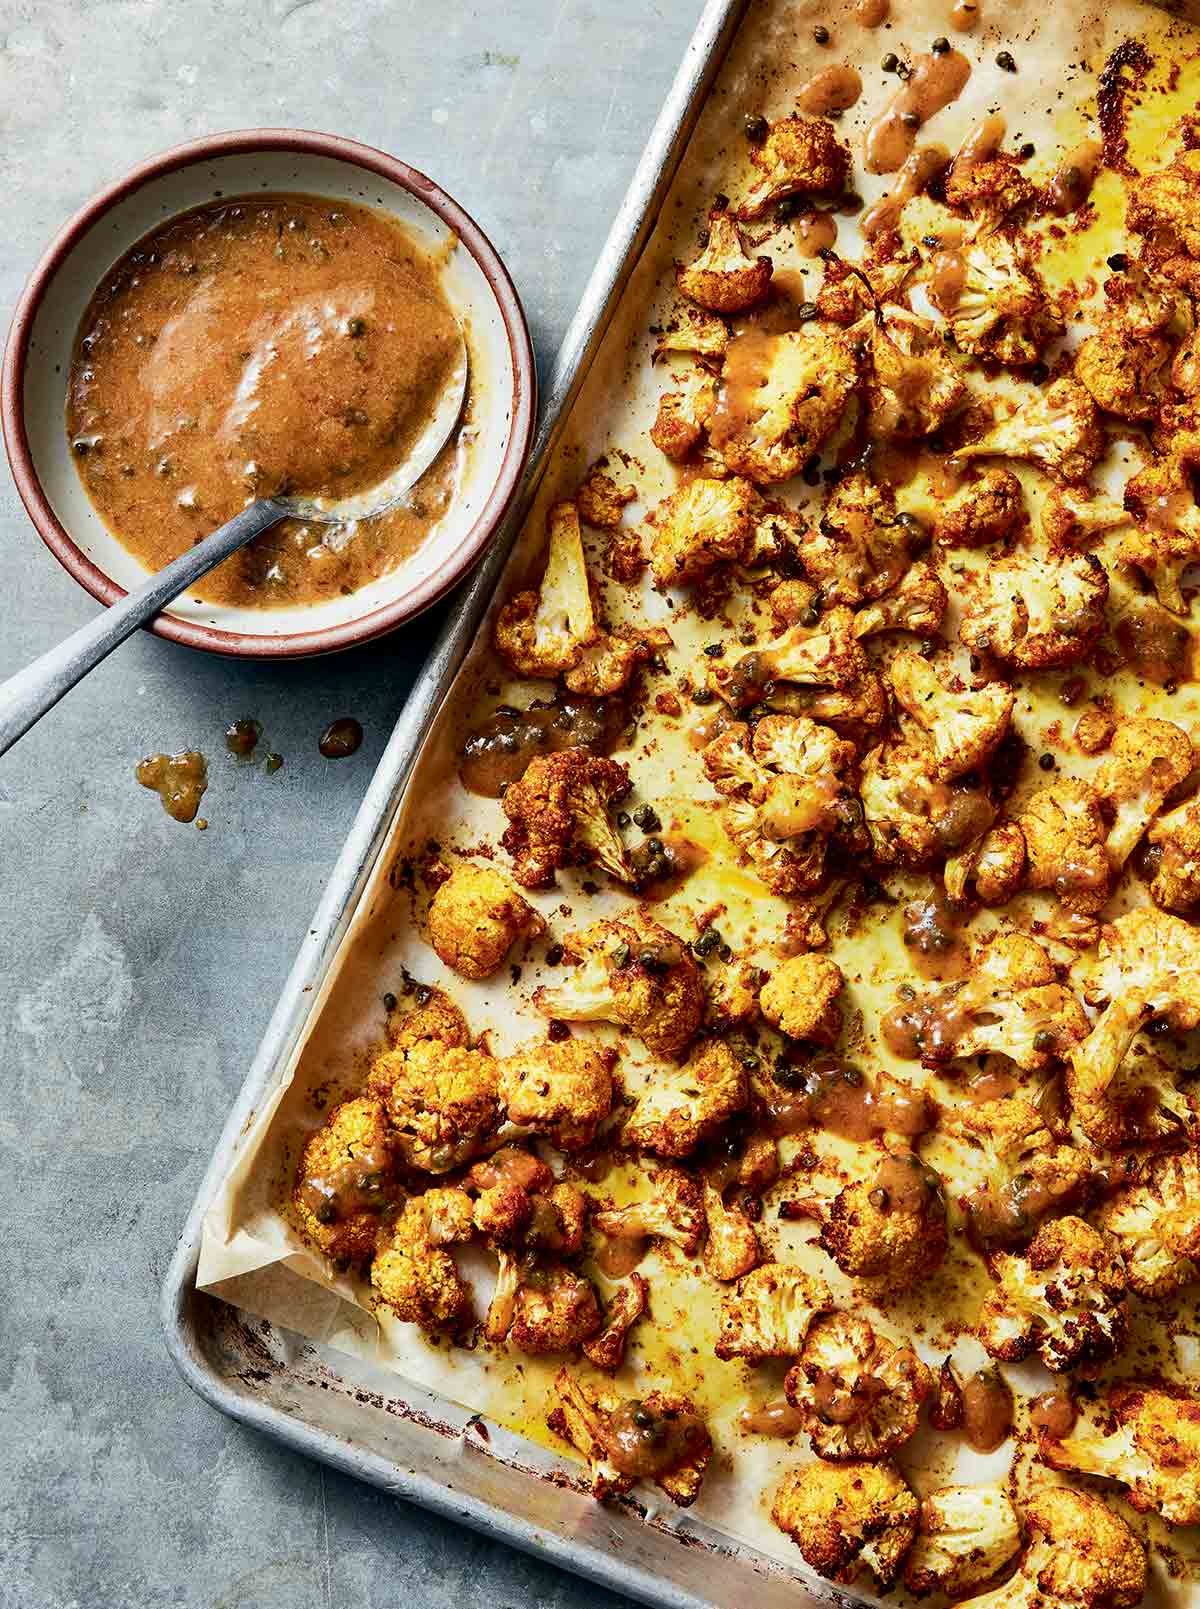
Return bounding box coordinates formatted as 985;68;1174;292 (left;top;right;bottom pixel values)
902;886;966;980
968;1067;1018;1102
795;210;840;256
468;1146;547;1193
965;1168;1083;1254
595;1234;649;1278
871;1151;939;1214
797;65;863;116
1030;1389;1077;1439
1044;140;1103;216
953;112;1007;171
135;750;208;822
604;1399;707;1477
960;1367;1014;1452
882;986;973;1060
930;248;967;314
862;144;949;238
633;834;710;901
459;697;626;796
224;718;261;757
1116;603;1192;686
711;330;779;455
319;717;363;758
67;195;464;609
865;51;971;175
771;1056;934;1141
738;1398;806;1437
950;0;980;28
298;1140;391;1222
857;0;889;21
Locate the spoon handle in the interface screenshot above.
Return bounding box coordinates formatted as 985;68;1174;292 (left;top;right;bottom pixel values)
0;498;287;759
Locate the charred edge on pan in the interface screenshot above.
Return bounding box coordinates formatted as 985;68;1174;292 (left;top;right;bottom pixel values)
1097;38;1152;176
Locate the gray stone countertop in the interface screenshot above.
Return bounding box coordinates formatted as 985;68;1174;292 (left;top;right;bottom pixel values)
0;3;702;1603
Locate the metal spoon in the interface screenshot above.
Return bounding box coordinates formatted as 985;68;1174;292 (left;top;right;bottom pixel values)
0;339;467;758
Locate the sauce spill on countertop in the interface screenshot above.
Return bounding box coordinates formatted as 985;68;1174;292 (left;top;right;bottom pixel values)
319;718;364;759
136;750;208;821
225;718;262;757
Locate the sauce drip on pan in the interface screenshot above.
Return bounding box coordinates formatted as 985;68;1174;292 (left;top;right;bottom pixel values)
862;145;949;238
797;64;863;116
865;50;971;174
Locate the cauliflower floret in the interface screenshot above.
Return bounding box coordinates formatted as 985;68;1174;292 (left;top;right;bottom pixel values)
715;1262;832;1360
548;1370;713;1506
1075;321;1172;420
904;1485;1023;1599
792;1154;949;1291
575;463;636;529
624;1040;748;1158
1127;149;1200;258
292;1097;396;1262
953;1097;1092;1250
817;248;918;325
702;1181;761;1282
1148;795;1200;911
427;862;546;980
959;551;1109;669
1092;1147;1200;1298
944;818;1026;905
734;114;850;217
510;1266;601;1354
384;986;471;1053
888;932;1088;1071
771;1460;919;1589
953;378;1105;485
1017;779;1111;914
593;1165;705;1255
784;1312;931;1462
889;649;1015;781
649;378;716;463
862;309;968;440
1040;1383;1200;1528
371;1195;473;1332
860;742;951;867
563;623;668;698
802;472;913;606
932;467;1025;548
581;1273;649;1372
759;954;845;1044
1093;716;1195;869
532;917;704;1059
500;748;632;889
1042;483;1130;551
948;231;1064;368
708;327;858;485
1120;454;1200;614
676;211;773;313
653;304;730;364
770;668;889;739
369;1038;502;1174
711;608;868;708
852;562;948;639
647;474;760;588
946;154;1036;223
958;1485;1145;1609
978;1215;1128;1372
493;501;598;677
498;1036;617;1151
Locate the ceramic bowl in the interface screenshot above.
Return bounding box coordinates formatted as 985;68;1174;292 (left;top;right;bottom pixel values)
1;129;536;657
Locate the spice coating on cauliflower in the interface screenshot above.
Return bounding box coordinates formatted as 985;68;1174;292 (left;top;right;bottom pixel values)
708;327;858;485
701;1181;761;1282
978;1215;1128;1372
932;467;1025;548
292;1096;396;1262
947;231;1064;368
793;1154;949;1291
510;1266;602;1354
371;1195;473;1332
647;474;760;588
862;309;968;441
889;649;1015;781
384;987;470;1054
784;1311;931;1462
1093;716;1194;869
903;1485;1022;1599
955;1485;1145;1609
623;1039;749;1158
1040;1382;1200;1527
1018;778;1112;914
581;1273;649;1372
494;501;598;677
802;472;912;606
759;954;845;1044
959;552;1109;670
734;115;849;217
593;1165;706;1255
953;1097;1091;1250
548;1369;713;1505
1042;483;1130;551
427;862;546;980
852;562;948;640
1075;320;1172;421
676;211;773;313
370;1038;502;1174
1148;795;1200;911
1120;454;1200;615
1127;148;1200;258
498;1036;617;1151
715;1262;832;1361
954;378;1105;485
500;748;632;889
771;1459;919;1588
1093;1147;1200;1299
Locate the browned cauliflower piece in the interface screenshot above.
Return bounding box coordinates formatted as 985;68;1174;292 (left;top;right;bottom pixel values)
581;1273;649;1371
649;373;717;463
646;474;760;588
861;309;968;440
500;748;632;889
701;1180;761;1282
548;1369;713;1506
932;467;1025;548
369;1038;502;1174
1075;320;1172;421
1093;715;1195;869
959;551;1109;669
944;818;1026;905
708;327;858;485
385;986;471;1053
676;211;773;313
1017;778;1112;915
802;472;913;606
945;154;1036;223
947;231;1064;368
292;1097;396;1262
860;742;953;867
952;1097;1091;1251
653;304;729;364
1148;795;1200;911
978;1215;1128;1372
510;1266;602;1354
498;1036;617;1151
563;623;669;698
791;1154;949;1291
1042;483;1130;551
734;114;850;217
772;667;889;739
903;1485;1023;1599
1120;454;1200;614
1040;1383;1200;1528
371;1194;473;1332
623;1040;748;1158
817;248;918;325
1127;148;1200;258
575;464;636;529
759;954;844;1044
852;562;948;639
889;649;1015;781
954;1486;1145;1609
493;501;598;677
711;608;868;709
593;1165;705;1256
532;917;704;1059
427;862;546;980
954;378;1105;484
771;1460;919;1589
1093;1147;1200;1299
715;1262;832;1361
784;1312;931;1462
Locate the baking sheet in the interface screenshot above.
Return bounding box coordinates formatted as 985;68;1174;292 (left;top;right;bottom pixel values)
195;0;1200;1602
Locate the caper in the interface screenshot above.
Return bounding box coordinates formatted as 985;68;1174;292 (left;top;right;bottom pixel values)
996;49;1017;70
882;51;899;70
632;804;662;832
813;24;830;43
345;316;367;337
744;114;769;144
1033;1029;1057;1052
612;942;631;967
932;35;950;52
383;992;397;1011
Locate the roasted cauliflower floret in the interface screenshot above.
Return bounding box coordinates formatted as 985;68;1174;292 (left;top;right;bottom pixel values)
581;1273;649;1372
1127;148;1200;259
1042;483;1130;551
903;1485;1023;1599
860;742;953;867
575;463;636;529
852;562;948;639
889;649;1015;781
563;623;667;699
532;917;704;1059
734;114;850;217
548;1369;713;1506
292;1097;396;1262
385;985;470;1053
427;862;546;980
623;1040;748;1158
371;1195;473;1332
649;375;717;462
947;153;1035;218
1092;1147;1200;1298
676;211;773;313
1093;716;1194;869
369;1038;502;1174
1018;778;1111;915
794;1154;949;1291
712;608;867;708
932;467;1025;548
978;1215;1128;1372
1041;1383;1200;1529
953;1097;1091;1250
709;326;858;485
493;501;597;677
947;231;1064;368
715;1262;832;1361
500;748;632;889
802;472;912;606
759;954;844;1044
593;1165;705;1255
1148;795;1200;911
784;1312;931;1463
956;1486;1145;1609
1121;453;1200;615
862;308;968;440
959;551;1109;669
653;304;729;364
954;378;1105;484
702;1181;761;1281
510;1265;601;1354
1075;320;1172;421
944;817;1026;905
498;1036;617;1151
772;1460;919;1589
647;474;760;588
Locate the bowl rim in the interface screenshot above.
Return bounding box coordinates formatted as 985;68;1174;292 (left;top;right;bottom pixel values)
0;127;537;658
